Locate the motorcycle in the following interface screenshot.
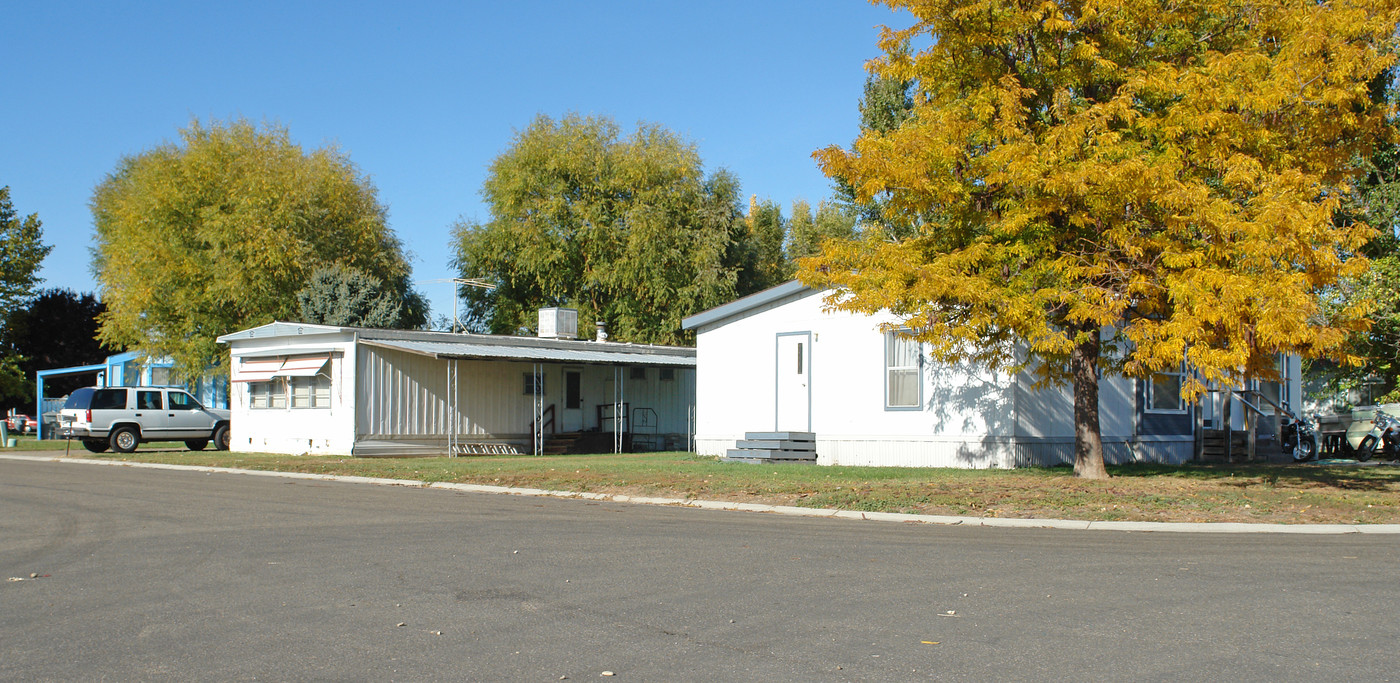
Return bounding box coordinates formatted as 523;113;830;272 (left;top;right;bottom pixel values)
1355;410;1400;462
1280;413;1319;462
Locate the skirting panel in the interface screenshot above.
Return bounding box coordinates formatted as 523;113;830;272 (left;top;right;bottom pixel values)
697;434;1195;469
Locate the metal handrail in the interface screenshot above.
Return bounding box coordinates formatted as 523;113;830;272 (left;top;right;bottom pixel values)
529;403;556;436
1204;387;1295;421
1248;390;1298;421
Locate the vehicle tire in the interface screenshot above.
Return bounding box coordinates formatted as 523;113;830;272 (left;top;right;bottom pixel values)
81;439;109;453
212;424;230;451
185;439;208;451
1357;435;1377;462
1293;438;1316;462
110;426;139;454
1384;440;1400;461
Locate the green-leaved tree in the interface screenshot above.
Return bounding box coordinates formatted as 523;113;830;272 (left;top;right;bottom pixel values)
2;289;109;408
0;186;52;406
91;119;420;378
0;186;51;317
452;113;753;344
296;263;427;329
788;199;858;260
736;196;792;293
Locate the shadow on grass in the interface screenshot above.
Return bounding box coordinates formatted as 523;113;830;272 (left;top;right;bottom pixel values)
1107;462;1400;491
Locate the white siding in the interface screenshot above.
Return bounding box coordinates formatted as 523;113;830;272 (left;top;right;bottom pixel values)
694;289;1017;466
226;329;696;456
227;333;357;456
693;288;1199;468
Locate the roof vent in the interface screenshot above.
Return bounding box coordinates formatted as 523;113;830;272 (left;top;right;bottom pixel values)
538;308;578;340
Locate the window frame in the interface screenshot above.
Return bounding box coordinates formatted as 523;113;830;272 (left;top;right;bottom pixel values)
284;372;332;410
168;391;200;411
1146;364;1188;414
250;378;288;410
883;329;923;411
291;376;314;409
136;390;163;411
522;372;545;396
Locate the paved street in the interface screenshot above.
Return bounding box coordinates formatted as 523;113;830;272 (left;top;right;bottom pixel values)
3;459;1398;682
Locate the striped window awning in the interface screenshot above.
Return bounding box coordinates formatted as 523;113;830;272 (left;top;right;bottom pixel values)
233;355;331;382
273;355;331;378
233;358;286;383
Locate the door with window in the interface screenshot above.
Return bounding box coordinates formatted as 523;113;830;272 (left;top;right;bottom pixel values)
562;369;583;432
775;333;811;432
165;390;211;438
133;389;168;437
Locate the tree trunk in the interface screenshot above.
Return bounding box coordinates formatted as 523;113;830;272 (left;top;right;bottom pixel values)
1071;330;1109;479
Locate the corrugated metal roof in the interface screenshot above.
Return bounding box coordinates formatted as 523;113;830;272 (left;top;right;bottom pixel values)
361;339;695;367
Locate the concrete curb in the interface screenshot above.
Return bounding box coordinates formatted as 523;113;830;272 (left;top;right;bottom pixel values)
4;452;1399;534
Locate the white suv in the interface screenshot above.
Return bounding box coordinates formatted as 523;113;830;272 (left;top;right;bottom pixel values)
59;386;231;453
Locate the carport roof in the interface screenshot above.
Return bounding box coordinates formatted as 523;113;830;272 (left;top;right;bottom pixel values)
219;321;696;367
359;338;695;367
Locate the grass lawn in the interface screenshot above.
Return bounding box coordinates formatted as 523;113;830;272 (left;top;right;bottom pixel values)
12;440;1399;525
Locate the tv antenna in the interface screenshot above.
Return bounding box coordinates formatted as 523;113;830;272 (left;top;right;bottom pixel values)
419;278;496;333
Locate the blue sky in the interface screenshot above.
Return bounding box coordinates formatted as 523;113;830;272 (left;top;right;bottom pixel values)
2;1;908;321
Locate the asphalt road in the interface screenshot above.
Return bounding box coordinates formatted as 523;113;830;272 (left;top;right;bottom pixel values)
2;459;1398;682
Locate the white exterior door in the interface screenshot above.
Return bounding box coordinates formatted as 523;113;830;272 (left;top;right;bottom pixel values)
775;333;810;432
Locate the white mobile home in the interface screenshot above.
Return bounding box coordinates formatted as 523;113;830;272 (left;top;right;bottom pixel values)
216;320;696;457
681;282;1302;468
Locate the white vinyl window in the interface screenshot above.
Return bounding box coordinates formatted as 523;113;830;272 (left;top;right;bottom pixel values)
250;383;268;409
885;330;922;410
291;375;313;408
250;378;288;410
291;375;332;409
314;374;331;406
1147;365;1186;413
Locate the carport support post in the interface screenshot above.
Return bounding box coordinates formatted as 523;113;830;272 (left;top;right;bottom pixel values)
35;374;44;441
613;366;622;454
447;359;458;457
534;363;544;456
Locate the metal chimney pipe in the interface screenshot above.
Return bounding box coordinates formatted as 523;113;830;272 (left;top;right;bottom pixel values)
595;320;608;342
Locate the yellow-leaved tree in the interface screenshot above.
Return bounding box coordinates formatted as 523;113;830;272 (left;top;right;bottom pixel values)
804;0;1400;478
92;119;422;378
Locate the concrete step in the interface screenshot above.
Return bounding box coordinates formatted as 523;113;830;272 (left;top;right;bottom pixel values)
736;439;816;451
722;456;817;464
724;448;817;461
743;431;815;442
